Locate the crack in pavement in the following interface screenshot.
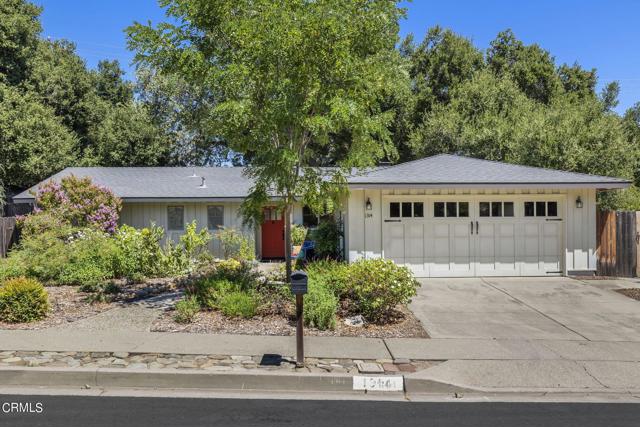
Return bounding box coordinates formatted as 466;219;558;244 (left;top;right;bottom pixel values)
480;278;591;341
579;363;610;389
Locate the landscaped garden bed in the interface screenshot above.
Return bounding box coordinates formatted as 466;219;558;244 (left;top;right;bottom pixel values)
152;302;426;338
152;257;427;339
0;176;427;339
0;285;113;330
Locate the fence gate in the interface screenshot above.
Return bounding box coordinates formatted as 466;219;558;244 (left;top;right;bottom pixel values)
0;217;18;258
596;210;638;277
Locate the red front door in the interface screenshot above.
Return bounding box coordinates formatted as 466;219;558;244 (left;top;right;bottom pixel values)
261;207;285;259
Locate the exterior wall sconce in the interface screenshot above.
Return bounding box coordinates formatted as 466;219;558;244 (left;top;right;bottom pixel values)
576;196;583;208
365;197;372;211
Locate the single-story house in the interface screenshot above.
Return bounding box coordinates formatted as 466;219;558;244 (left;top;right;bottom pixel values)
13;154;630;277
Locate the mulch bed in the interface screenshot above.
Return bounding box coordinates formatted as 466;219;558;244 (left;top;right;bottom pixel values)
152;304;428;338
0;286;114;330
615;288;640;301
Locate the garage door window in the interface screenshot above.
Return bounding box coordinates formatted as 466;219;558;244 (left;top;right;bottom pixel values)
434;202;469;218
479;202;514;217
390;202;424;218
524;201;558;217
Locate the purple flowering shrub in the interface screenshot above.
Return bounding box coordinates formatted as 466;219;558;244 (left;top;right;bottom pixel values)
29;176;122;234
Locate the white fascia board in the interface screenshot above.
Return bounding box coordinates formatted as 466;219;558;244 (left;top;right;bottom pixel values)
348;182;630;190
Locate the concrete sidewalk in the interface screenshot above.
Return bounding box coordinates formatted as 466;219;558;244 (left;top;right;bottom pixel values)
4;329;640;362
3;329;640;394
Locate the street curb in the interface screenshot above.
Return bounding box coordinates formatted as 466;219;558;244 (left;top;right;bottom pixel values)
0;366;470;395
403;377;471;394
0;367;355;393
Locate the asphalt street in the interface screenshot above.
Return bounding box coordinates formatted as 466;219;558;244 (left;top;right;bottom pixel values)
1;396;640;427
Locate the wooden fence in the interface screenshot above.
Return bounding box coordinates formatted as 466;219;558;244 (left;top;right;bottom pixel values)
0;217;18;258
2;202;33;218
596;210;639;277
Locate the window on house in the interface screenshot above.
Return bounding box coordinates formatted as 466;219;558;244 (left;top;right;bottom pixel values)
458;202;469;217
491;202;502;217
446;202;457;217
524;201;558;217
389;202;425;218
413;202;424;218
479;202;490;217
402;202;412;217
207;206;224;231
504;202;514;217
390;202;400;218
524;202;535;217
434;202;468;218
434;202;445;217
480;201;514;217
302;206;319;227
167;206;184;230
263;207;281;221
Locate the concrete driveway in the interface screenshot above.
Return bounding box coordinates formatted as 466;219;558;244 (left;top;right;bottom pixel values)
410;277;640;341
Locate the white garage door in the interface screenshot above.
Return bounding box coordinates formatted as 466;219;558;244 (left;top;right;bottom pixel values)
382;197;563;277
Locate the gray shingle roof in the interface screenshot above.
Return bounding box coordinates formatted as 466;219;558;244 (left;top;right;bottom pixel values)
347;154;630;189
13;167;254;201
13;155;630;201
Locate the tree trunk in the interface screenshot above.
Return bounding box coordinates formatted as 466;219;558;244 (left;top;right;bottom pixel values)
284;203;293;282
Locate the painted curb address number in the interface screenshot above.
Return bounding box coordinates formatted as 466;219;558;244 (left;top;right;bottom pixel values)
353;376;404;392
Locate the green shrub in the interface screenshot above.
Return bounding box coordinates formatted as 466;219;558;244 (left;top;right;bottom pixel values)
214;258;258;291
18;212;68;240
0;277;50;323
303;279;338;330
174;296;200;323
59;230;119;287
218;291;259;318
113;224;166;279
14;228;73;283
347;258;419;322
0;255;27;282
187;277;237;309
291;224;308;246
217;227;255;260
311;217;341;259
164;221;212;274
305;260;350;297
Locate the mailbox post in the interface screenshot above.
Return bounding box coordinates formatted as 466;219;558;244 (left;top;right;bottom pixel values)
290;271;308;367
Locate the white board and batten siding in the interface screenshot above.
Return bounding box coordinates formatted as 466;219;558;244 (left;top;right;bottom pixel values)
347;188;597;277
120;202;305;259
119;202;252;258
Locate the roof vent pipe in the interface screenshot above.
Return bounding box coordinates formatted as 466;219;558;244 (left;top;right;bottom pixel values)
199;177;207;188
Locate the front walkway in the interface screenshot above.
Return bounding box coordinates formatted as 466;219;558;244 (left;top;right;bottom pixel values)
410;277;640;341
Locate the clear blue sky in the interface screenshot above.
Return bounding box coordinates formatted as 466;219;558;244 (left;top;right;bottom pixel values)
36;0;640;114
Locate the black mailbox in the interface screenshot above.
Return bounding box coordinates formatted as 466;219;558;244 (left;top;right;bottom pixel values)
290;270;308;295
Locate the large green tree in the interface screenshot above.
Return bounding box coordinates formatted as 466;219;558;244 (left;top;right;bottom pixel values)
128;0;409;277
487;29;562;104
0;0;174;191
0;0;40;85
410;70;636;180
0;83;77;189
